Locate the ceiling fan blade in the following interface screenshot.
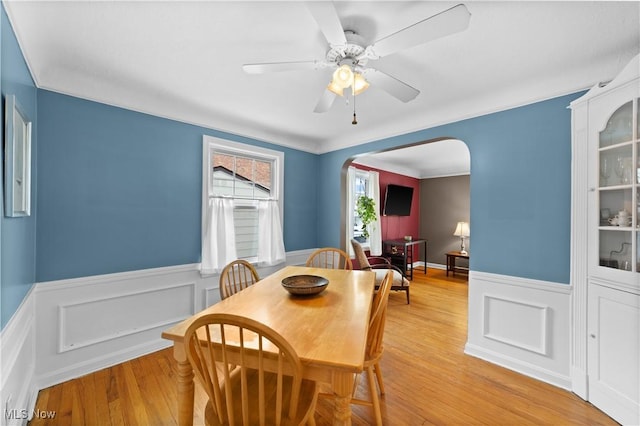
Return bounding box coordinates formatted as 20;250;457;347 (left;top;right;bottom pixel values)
366;69;420;103
371;4;471;58
314;89;337;113
242;61;321;74
305;1;347;47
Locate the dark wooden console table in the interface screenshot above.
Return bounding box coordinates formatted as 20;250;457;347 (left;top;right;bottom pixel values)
382;239;428;280
446;251;469;276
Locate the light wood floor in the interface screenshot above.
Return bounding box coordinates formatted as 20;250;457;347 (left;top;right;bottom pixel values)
29;268;617;425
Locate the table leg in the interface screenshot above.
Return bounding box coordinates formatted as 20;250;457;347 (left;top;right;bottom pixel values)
173;343;194;426
332;371;354;425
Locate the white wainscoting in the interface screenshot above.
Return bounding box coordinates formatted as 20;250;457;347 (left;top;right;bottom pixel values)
0;248;314;416
0;286;38;425
465;271;573;390
34;263;203;391
34;249;312;391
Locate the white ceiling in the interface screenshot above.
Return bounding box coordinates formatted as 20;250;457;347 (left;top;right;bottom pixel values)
354;139;470;179
4;1;640;175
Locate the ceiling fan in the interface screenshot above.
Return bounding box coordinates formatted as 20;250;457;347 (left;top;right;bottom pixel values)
242;2;471;117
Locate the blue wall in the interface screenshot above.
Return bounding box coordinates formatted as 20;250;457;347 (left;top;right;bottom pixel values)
34;89;579;311
36;90;318;282
1;4;38;328
318;93;579;284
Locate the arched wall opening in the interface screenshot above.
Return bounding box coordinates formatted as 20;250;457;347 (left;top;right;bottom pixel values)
340;137;471;267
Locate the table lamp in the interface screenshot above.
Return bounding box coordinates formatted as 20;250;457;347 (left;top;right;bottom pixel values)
453;221;470;255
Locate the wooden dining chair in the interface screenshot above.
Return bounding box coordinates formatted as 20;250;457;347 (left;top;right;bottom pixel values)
351;270;393;426
351;239;410;304
185;313;319;426
305;247;353;270
219;259;260;300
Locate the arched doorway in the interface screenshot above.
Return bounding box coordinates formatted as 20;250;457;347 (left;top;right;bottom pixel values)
340;138;471;270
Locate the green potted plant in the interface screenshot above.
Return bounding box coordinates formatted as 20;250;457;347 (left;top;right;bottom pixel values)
356;195;377;239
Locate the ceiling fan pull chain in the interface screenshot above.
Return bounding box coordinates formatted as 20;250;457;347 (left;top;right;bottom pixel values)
352;90;358;125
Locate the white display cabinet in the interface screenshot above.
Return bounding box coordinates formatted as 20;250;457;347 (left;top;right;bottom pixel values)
571;54;639;425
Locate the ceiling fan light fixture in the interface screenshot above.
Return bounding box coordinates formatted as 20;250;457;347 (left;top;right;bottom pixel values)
352;72;370;95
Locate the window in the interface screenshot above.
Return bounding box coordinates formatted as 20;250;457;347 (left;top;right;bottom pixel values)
353;169;370;242
203;136;283;264
211;152;273;258
346;166;382;256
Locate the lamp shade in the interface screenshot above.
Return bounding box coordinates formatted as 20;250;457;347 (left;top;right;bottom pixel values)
352;73;370;95
332;65;353;89
327;81;344;96
453;221;470;237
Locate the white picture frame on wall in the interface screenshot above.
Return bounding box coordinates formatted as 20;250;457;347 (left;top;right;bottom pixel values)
4;94;32;217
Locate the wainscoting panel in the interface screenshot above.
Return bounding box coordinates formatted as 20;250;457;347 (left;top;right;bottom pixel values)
58;283;195;352
483;295;549;355
465;271;572;390
34;264;206;391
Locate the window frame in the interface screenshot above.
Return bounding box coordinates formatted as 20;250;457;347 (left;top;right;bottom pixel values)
202;135;284;262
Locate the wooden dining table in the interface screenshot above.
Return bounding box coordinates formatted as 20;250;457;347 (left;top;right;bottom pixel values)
161;265;376;426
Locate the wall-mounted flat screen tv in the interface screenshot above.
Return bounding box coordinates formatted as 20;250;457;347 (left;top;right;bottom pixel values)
383;184;413;216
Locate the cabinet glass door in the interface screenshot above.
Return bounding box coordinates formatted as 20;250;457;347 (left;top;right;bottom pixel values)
598;100;637;273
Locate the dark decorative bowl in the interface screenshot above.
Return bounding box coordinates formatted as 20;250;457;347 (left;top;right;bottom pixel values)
281;275;329;296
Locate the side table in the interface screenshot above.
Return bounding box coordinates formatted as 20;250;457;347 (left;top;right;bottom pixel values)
382;239;428;280
446;251;469;276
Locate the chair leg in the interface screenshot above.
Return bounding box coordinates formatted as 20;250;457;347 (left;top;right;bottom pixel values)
366;366;383;426
352;372;362;397
405;287;410;304
373;362;385;395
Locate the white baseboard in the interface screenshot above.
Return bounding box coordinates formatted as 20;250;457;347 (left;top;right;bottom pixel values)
464;343;572;390
465;271;573;390
426;262;446;270
36;339;172;391
571;366;589;400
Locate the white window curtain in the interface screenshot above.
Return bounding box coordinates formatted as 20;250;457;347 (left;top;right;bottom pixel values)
346;167;356;256
368;171;382;256
256;199;286;266
201;197;237;275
